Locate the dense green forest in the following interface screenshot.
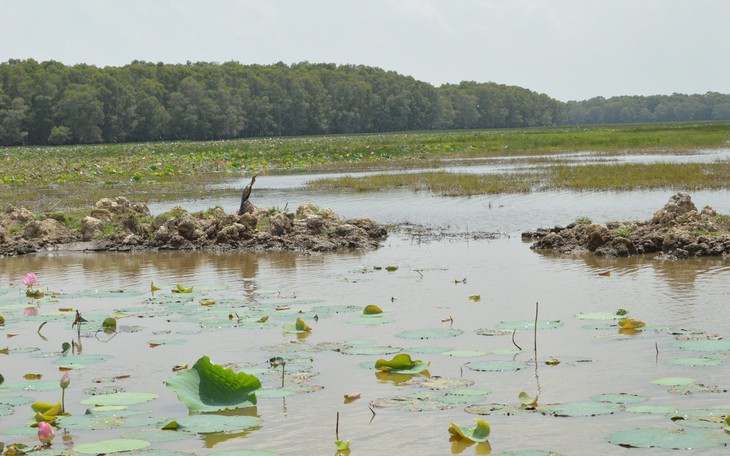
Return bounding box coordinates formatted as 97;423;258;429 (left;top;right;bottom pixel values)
1;59;730;147
566;93;730;125
0;59;563;146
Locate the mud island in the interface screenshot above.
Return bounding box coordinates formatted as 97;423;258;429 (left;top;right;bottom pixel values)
522;193;730;259
0;197;387;257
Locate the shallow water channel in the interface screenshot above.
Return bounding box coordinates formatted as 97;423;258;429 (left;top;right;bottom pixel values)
2;160;730;454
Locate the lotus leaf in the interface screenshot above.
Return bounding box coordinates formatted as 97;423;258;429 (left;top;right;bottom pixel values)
335;440;350;450
673;339;730;352
651;377;695;386
102;317;117;330
165;355;261;412
724;415;730;432
374;353;429;374
607;427;730;449
448;418;490;442
80;392;159;406
496;320;563;331
395;328;464;339
537;401;621;417
465;360;528;372
166;414;262;433
591;393;647;404
73;438;150;454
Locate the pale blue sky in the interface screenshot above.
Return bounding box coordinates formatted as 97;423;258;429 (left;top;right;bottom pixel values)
2;0;728;101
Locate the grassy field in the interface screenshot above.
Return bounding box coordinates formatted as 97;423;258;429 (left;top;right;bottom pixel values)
2;122;730;210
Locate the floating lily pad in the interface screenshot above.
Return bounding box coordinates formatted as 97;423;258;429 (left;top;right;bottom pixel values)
170;414;262;433
80;391;159;406
673;340;730;352
346;315;394;325
443;350;488;358
58;413;160;430
406;346;453;354
208;451;279;455
465;360;529;372
475;328;513;336
575;311;624;320
496;320;564;331
370;392;455;412
490;348;522;355
51;354;111;366
0;404;13;415
123;429;197;442
465;403;527;416
147;338;187;347
73;438;150;454
607;427;730;449
626;405;680;414
341;345;402;356
395;328;464;339
0;395;34;406
667;357;722;366
497;451;566;456
165;355;261;412
0;380;59;392
537;401;622;417
404;376;475;390
651;377;695;386
591;393;648;404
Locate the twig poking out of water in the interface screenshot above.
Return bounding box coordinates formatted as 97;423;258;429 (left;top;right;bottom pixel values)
511;328;522;351
336;411;339;441
534;302;539;353
415;269;424;279
37;321;48;340
369;406;376;422
655;342;659;364
441;316;453;323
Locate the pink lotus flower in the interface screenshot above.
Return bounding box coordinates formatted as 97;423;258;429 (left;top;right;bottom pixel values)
22;272;38;289
37;421;54;445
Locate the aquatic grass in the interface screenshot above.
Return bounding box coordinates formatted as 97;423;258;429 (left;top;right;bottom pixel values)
308;171;538;196
2;121;730;210
308;161;730;195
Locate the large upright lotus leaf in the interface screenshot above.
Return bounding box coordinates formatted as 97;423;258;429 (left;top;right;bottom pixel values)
607;427;730;449
448;418;491;442
165;356;261;412
374;353;429;373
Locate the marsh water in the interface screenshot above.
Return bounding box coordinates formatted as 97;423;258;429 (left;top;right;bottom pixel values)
1;151;730;455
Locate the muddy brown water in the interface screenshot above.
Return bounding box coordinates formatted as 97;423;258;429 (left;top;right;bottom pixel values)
1;179;729;454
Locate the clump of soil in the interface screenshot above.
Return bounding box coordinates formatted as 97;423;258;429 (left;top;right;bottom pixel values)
522;193;730;259
0;197;387;257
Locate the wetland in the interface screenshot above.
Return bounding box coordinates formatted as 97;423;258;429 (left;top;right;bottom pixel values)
1;124;730;455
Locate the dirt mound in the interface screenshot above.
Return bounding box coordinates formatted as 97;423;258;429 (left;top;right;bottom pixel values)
522;193;730;259
0;198;387;257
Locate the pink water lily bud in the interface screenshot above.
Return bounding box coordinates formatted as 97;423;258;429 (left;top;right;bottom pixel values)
22;272;39;288
37;421;55;445
60;372;71;389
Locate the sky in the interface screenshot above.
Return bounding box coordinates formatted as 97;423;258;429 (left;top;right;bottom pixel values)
3;0;729;101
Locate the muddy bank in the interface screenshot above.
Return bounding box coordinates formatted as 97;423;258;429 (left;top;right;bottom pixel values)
522;193;730;259
0;197;387;257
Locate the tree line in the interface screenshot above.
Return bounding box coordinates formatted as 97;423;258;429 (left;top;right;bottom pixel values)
1;59;729;147
0;59;564;146
565;93;730;125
